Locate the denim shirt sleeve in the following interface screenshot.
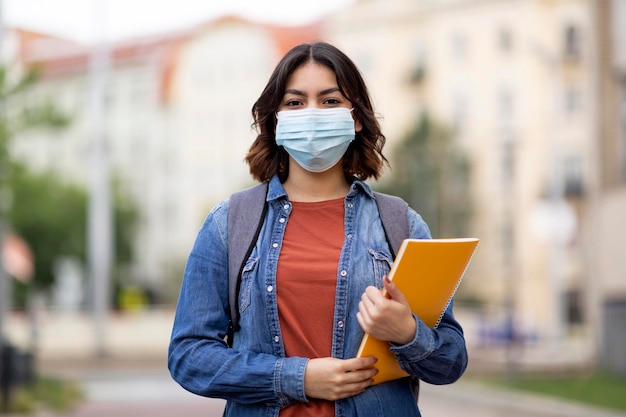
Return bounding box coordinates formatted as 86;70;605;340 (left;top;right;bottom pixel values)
167;201;308;406
388;208;469;385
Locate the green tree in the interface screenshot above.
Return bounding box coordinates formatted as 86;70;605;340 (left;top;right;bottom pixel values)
376;113;473;239
7;163;140;308
1;66;71;307
0;66;69;186
7;163;87;306
1;66;139;307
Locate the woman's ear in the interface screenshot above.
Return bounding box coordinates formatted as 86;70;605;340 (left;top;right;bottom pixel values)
355;118;363;133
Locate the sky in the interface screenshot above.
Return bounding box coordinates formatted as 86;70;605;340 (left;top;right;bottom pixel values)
2;0;355;43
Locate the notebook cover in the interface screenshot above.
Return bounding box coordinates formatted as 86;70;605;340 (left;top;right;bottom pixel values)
356;238;479;384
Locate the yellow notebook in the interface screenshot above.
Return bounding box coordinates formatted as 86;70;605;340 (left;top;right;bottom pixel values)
356;237;479;384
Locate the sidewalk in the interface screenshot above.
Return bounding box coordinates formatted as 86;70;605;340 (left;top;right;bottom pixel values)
4;309;624;417
9;364;626;417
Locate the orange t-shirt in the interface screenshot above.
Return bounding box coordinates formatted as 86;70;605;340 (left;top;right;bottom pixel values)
277;198;344;417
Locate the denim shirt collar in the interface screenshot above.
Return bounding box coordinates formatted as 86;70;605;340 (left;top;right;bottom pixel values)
266;174;375;202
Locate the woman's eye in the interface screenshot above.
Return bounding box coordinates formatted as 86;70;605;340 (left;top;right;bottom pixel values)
324;98;341;105
285;99;302;107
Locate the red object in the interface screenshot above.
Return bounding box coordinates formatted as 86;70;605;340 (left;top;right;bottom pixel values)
2;233;34;282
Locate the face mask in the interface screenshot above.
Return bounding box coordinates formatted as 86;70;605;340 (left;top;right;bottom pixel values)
275;107;356;173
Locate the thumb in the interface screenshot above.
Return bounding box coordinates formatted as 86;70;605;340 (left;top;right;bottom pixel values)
383;275;408;305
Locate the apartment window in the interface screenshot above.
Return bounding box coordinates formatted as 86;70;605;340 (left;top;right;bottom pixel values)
451;32;468;63
563;154;584;197
564;289;584;324
564;23;582;58
500;215;515;267
564;85;582;115
497;87;515;123
501;140;516;186
497;27;513;53
452;92;468;128
409;43;426;84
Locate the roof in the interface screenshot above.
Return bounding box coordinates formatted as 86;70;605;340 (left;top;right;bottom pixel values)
11;15;321;103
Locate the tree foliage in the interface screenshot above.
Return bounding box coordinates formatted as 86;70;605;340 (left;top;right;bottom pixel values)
0;66;69;170
1;66;139;308
376;114;473;239
7;163;140;308
8;163;87;292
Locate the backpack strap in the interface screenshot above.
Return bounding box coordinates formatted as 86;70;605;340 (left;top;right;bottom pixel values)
373;191;409;258
227;182;269;345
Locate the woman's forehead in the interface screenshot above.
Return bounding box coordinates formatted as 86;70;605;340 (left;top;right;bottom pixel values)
285;62;337;89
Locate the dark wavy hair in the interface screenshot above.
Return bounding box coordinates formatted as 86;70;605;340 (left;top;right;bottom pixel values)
246;41;389;183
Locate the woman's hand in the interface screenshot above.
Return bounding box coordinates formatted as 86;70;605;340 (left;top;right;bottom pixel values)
304;356;378;400
357;276;416;345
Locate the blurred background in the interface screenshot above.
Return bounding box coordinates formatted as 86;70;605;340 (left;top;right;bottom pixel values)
0;0;625;415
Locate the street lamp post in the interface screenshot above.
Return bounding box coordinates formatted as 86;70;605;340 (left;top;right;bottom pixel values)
88;0;112;358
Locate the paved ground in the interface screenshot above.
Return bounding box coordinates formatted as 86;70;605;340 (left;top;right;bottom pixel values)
10;361;624;417
4;310;625;417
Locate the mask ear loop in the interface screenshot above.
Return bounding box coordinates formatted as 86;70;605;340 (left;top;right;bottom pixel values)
350;107;364;134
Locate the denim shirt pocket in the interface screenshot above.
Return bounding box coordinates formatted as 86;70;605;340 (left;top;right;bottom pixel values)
239;256;259;314
368;249;393;288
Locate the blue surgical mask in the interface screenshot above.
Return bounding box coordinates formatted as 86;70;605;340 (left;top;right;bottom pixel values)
275;107;356;173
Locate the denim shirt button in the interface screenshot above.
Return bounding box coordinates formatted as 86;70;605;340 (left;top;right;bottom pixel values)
272;243;278;248
347;234;352;239
348;203;354;208
279;218;285;223
274;336;280;343
283;204;289;210
267;285;274;292
337;321;344;328
340;270;347;276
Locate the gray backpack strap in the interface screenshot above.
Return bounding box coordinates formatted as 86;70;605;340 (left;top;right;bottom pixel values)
227;182;269;344
373;192;409;257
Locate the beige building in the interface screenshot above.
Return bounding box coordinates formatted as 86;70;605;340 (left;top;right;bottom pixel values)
8;18;319;298
323;0;604;347
591;0;626;374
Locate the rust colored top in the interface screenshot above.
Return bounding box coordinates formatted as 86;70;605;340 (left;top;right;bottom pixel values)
277;198;344;417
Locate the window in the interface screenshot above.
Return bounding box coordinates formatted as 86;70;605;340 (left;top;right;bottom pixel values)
500;215;515;267
564;85;582;115
497;87;515;123
451;32;468;63
497;27;513;53
564;23;582;58
452;92;468;128
409;43;426;84
563;289;584;325
563;155;584;197
501;140;516;186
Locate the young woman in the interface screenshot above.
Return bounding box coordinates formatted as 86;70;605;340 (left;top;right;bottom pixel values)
168;41;467;417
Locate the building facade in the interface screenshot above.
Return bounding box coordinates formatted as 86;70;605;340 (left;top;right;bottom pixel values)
591;0;626;374
8;19;319;301
322;0;600;348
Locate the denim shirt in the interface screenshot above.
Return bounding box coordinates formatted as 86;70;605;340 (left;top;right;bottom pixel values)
168;175;468;417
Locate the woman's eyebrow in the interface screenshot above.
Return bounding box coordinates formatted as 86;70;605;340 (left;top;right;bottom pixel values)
318;87;341;96
284;88;306;96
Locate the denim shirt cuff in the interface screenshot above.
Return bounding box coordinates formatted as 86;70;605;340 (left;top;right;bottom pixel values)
389;314;435;361
276;357;309;404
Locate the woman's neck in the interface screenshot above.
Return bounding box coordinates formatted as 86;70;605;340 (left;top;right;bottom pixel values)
283;165;350;202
